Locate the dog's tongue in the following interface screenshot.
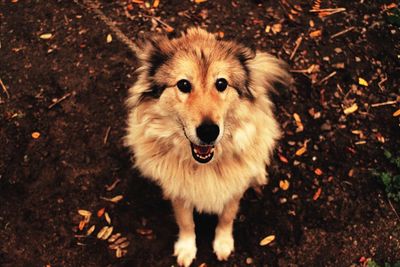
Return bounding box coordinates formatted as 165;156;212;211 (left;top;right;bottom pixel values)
194;144;212;155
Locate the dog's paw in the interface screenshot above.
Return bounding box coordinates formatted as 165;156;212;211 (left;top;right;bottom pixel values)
174;236;197;267
213;232;234;261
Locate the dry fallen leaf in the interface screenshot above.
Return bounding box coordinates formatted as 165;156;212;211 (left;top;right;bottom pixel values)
106;34;112;43
105;212;111;224
259;235;275;246
278;154;289;163
309;30;322;38
78;220;86;231
295;141;308;156
194;0;207;3
31;132;41;139
102;226;114;240
271;23;282;34
101;195;124;203
293;113;304;132
314;168;323;176
279;180;290;191
358;77;369;86
97;226;109;239
97;208;105;218
393;109;400;117
313;188;322;200
39;33;53;39
153;0;160;8
86;225;95;236
108;233;121;243
78;210;92;217
344;103;358;115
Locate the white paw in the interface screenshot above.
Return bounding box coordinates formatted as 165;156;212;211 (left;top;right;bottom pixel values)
173;236;197;267
213;232;234;261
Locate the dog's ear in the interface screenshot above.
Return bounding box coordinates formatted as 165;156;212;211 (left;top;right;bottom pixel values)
234;45;257;100
135;35;171;78
130;35;172;103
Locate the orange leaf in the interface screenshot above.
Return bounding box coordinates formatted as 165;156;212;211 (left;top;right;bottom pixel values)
343;103;358;115
194;0;207;3
31;132;41;139
97;208;105;218
259;235;275;246
393;109;400;117
279;180;290;191
314;168;323;176
313;188;322;200
153;0;160;7
309;30;322;38
295;146;307;156
78;220;86;231
278;154;289;163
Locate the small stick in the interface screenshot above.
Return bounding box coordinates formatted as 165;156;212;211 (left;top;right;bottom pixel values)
48;92;72;109
290;36;303;60
103;126;111;144
316;71;337;85
142;14;174;32
371;100;398;108
105;178;121;191
0;78;10;98
319;9;346;17
310;8;346;12
388;199;400;221
378;76;387;91
330;26;355;39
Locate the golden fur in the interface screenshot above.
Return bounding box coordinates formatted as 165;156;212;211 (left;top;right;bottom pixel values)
125;28;289;266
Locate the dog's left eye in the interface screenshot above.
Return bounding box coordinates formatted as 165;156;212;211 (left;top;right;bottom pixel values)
215;78;228;92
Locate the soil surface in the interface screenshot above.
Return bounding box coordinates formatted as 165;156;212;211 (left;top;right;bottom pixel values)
1;0;399;266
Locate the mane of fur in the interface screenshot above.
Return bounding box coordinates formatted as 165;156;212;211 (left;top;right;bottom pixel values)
125;28;289;214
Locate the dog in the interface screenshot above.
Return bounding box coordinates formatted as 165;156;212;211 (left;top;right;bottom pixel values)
124;28;289;267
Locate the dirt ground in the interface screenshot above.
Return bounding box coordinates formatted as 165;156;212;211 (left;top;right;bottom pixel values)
0;0;399;266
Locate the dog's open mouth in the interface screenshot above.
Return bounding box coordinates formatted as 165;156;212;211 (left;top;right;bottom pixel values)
190;143;214;164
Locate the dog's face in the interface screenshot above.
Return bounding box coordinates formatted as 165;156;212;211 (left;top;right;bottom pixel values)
130;28;287;164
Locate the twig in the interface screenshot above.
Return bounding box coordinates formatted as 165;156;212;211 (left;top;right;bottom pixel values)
105;178;121;191
290;36;303;60
142;14;174;32
388;199;400;221
316;71;337;85
0;78;10;98
378;76;387;91
48;92;72;109
103;126;111;145
310;8;346;12
290;64;318;74
371;100;398;108
330;26;355;39
319;9;346;17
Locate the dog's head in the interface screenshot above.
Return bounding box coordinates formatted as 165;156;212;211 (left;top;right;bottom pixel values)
128;28;289;164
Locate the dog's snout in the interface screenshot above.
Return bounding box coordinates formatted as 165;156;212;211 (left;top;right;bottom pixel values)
196;121;220;144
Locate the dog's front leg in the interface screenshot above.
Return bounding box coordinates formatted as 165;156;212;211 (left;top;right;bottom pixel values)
172;198;196;267
213;196;240;261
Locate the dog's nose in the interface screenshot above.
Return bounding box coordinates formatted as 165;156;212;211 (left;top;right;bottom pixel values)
196;121;220;144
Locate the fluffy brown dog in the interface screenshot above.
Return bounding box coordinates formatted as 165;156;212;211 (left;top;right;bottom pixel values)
125;28;289;267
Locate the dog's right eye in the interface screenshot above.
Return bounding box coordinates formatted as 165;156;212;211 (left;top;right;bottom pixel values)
176;79;192;93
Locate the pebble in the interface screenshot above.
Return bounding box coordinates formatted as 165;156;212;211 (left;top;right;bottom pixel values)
246;257;254;264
